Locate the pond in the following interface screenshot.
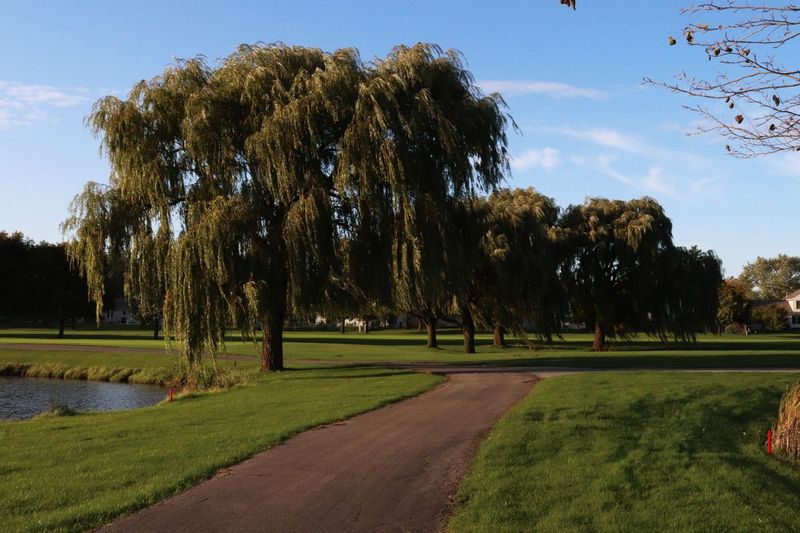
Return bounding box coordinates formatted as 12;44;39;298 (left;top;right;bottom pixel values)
0;377;167;420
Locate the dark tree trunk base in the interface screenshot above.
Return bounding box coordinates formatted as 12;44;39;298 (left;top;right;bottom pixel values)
426;318;438;349
462;307;476;354
262;319;284;371
492;322;505;348
592;322;606;352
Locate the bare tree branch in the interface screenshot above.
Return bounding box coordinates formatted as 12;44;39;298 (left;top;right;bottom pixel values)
650;1;800;157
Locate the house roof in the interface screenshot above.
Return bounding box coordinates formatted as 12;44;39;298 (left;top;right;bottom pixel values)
786;287;800;300
752;300;799;314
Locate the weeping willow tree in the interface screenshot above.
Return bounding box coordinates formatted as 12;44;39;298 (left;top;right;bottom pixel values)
339;44;510;348
64;42;511;370
65;46;363;372
476;187;562;348
648;246;722;342
560;197;722;351
560;197;675;351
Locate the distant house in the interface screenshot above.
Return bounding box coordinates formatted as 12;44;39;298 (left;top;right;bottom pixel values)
753;289;800;330
783;288;800;329
102;297;139;326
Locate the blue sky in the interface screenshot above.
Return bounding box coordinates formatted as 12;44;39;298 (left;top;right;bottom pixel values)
0;0;794;275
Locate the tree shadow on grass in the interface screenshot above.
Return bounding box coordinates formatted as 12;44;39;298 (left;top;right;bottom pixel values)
475;354;800;369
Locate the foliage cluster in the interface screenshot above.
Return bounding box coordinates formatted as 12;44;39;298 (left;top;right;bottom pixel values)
0;231;93;336
739;255;800;301
717;277;753;331
752;304;789;332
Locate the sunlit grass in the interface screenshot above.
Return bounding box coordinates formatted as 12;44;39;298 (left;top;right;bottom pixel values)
449;372;800;532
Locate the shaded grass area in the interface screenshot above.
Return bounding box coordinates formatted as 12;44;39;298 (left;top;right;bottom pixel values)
0;367;442;532
3;328;800;369
449;372;800;532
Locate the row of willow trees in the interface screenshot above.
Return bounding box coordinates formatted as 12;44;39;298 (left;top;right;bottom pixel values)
63;43;722;372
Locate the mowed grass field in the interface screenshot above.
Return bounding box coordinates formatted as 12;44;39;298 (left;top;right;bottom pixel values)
0;367;442;532
449;372;800;532
3;327;800;369
2;327;800;532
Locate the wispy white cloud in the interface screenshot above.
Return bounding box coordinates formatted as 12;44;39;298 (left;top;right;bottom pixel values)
641;167;677;197
550;126;656;156
570;151;730;202
511;147;560;172
477;80;608;100
0;81;89;129
571;154;678;197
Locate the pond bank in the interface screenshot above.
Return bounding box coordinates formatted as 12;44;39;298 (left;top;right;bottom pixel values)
0;362;172;385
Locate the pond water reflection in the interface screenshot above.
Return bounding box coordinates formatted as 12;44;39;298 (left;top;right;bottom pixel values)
0;377;166;419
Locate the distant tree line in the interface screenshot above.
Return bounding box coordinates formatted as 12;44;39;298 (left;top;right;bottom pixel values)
62;43;723;373
0;231;93;337
716;255;800;333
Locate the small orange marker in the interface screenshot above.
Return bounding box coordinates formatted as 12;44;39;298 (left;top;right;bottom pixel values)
168;387;174;402
767;429;773;455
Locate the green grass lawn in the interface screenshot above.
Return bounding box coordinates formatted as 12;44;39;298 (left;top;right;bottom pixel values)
3;327;800;369
0;367;442;532
449;372;800;532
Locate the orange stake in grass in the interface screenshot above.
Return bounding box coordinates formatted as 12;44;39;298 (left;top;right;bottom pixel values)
767;429;773;455
168;387;174;402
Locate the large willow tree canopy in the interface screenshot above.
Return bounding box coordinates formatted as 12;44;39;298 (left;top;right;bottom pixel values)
63;43;511;369
339;44;510;318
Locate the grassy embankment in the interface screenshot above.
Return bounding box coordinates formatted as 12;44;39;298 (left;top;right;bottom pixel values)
449;372;800;532
3;327;800;370
0;367;442;532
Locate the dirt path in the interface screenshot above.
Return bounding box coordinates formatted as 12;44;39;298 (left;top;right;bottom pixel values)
101;371;536;533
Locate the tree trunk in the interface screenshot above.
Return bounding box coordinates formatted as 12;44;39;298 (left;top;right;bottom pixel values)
462;306;476;354
259;244;288;372
261;317;284;371
363;316;370;334
153;320;159;339
426;318;438;348
57;314;65;339
492;321;506;348
417;318;423;333
339;319;345;334
592;321;606;352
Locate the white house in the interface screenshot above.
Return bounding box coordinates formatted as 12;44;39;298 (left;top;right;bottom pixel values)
102;297;139;326
785;288;800;329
